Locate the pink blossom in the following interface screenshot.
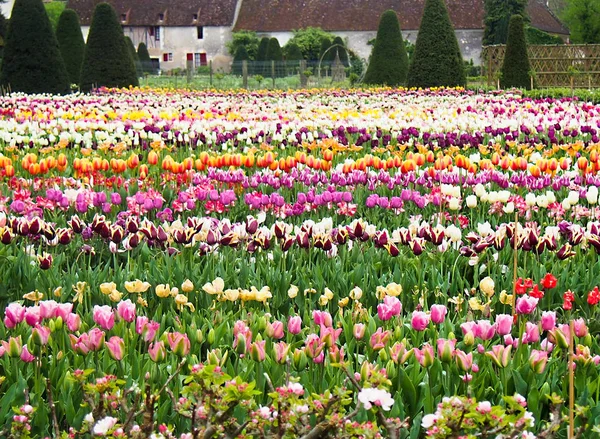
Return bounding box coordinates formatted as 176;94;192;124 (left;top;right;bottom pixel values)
4;303;25;328
39;300;58;320
515;295;538;315
475;320;495;340
93;305;115;330
266;320;285;339
573;318;588;338
522;322;540;344
20;345;35;363
287;316;302;335
116;299;136;323
106;336;125;361
369;327;391;350
430;304;447;324
55;303;73;320
494;314;513;336
411;311;430;331
353;323;366;340
66;313;81;332
541;311;556;331
312;310;332;327
24;306;41;327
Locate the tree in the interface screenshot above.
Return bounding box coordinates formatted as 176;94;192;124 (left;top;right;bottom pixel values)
284;41;304;75
331;36;349;67
500;15;531;89
363;10;408;86
125;36;142;78
483;0;528;45
0;0;70;94
226;30;260;59
286;27;337;61
255;37;270;76
44;1;66;31
232;45;249;76
265;37;284;78
137;42;153;74
561;0;600;44
56;9;86;85
407;0;466;88
80;2;139;91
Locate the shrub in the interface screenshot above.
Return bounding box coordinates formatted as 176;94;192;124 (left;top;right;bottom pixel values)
0;0;70;94
56;9;86;85
286;27;337;62
501;15;531;90
363;10;409;86
125;36;142;78
137;43;153;75
255;37;270;76
407;0;466;88
332;36;349;67
265;37;284;78
232;45;250;76
526;26;564;45
226;30;260;59
80;2;139;92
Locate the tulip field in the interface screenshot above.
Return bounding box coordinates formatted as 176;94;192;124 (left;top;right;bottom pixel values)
2;87;600;438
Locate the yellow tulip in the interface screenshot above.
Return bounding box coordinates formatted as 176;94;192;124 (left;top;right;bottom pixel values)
100;282;117;295
155;284;172;298
125;279;151;293
181;279;194;293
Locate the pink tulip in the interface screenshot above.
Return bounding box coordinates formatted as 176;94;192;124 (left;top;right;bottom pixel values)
383;296;402;314
304;333;325;358
66;313;81;332
55;303;73;320
148;341;166;362
136;316;160;342
411;311;430;331
377;302;395;321
312;310;332;327
93;305;115;330
522;322;540;344
250;340;266;362
86;328;105;351
430;304;447;324
414;343;434;367
233;320;252;349
20;345;35;363
369;327;391;351
1;336;22;357
573;318;588;338
494;314;513;336
313;350;325;364
319;325;342;347
287;316;302;335
390;342;413;364
548;326;569;349
106;336;125;361
485;345;512;368
24;306;41;327
460;321;477;336
328;345;345;364
475;320;495;340
353;323;366;340
266;321;285;339
31;325;51;346
541;311;556;331
529;349;549;373
117;299;136;323
69;334;90;355
274;341;290;364
167;332;191;357
4;303;25;328
39;300;58;320
515;295;538;315
436;338;456;363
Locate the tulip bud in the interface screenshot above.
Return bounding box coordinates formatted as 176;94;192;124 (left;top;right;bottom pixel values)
378;348;388;362
386;360;397;380
195;329;204;344
54;316;63;331
235;333;247;356
292;348;307;370
464;331;475;346
207;328;215;345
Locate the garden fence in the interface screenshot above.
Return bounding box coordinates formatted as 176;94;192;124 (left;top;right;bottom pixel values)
482;44;600;88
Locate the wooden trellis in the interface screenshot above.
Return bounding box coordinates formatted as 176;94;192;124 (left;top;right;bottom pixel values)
482;44;600;88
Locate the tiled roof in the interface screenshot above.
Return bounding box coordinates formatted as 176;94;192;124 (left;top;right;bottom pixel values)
234;0;569;35
66;0;237;26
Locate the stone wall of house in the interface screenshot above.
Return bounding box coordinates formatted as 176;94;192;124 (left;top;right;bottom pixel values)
81;25;233;72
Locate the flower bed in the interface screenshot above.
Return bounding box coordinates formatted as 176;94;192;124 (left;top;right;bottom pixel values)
1;87;600;438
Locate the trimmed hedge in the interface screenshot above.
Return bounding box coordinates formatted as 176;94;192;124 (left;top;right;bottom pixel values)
501;15;532;90
56;9;86;85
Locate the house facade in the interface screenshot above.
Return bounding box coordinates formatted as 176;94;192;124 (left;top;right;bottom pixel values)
233;0;569;65
66;0;239;71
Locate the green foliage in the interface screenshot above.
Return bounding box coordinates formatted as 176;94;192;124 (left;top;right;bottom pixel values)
80;2;139;91
483;0;528;45
232;45;249;76
332;36;349;67
561;0;600;44
284;42;304;61
125;36;142;78
266;37;284;78
0;0;70;94
501;15;532;90
407;0;466;88
226;30;260;59
56;9;86;85
137;42;154;75
44;1;66;31
287;27;337;61
254;37;270;77
319;37;333;62
363;10;409;86
347;50;364;78
525;26;565;44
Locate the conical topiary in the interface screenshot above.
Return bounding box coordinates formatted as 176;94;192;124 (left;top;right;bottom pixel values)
137;42;153;74
124;36;142;78
500;15;531;90
0;0;70;94
331;36;349;67
56;9;86;85
266;37;284;78
79;2;139;91
407;0;466;88
232;45;249;76
255;37;270;76
363;10;409;86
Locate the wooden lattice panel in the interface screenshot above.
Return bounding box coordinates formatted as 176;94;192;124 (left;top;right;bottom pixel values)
482;44;600;88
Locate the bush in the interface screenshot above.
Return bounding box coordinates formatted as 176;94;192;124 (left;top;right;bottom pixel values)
332;36;349;67
501;15;531;90
254;37;270;76
232;45;250;76
0;0;70;94
137;43;154;75
363;10;409;86
80;2;139;92
407;0;466;88
227;30;260;59
266;37;284;78
526;26;564;45
287;27;337;62
56;9;86;85
125;36;142;78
